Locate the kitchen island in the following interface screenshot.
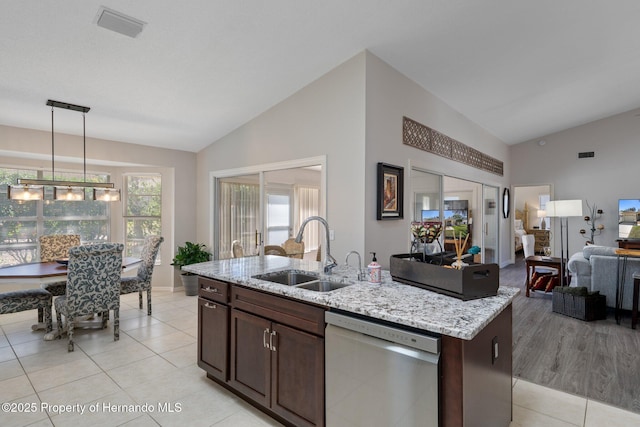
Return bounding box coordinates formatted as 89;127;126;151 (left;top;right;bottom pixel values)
185;255;519;427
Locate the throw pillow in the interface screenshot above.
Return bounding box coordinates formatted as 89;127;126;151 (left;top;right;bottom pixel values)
531;271;553;291
544;275;560;293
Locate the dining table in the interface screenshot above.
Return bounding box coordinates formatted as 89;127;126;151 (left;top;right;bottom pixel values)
0;257;142;287
0;257;142;338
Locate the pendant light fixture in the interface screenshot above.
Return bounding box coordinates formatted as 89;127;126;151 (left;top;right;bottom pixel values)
7;100;120;201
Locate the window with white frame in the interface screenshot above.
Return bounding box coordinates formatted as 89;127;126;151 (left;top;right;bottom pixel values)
294;185;320;251
124;174;162;259
0;167;111;266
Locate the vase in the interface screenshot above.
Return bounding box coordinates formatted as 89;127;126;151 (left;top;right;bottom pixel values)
180;274;199;296
451;260;468;270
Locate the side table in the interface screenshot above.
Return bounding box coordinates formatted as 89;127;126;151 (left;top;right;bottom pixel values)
614;248;640;325
525;256;565;297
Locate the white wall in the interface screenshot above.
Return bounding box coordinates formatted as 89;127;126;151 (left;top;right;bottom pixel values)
510;107;640;255
196;50;512;269
196;52;367;261
363;52;512;268
0;124;197;290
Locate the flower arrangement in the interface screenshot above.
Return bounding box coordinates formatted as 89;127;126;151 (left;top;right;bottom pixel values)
411;221;442;243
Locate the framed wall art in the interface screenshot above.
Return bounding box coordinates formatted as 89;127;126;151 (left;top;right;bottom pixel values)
377;162;404;220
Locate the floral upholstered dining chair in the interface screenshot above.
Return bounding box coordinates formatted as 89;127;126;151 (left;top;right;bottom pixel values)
37;234;81;326
120;236;164;315
39;234;81;263
55;243;124;352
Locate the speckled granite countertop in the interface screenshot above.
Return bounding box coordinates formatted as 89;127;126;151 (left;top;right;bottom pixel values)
184;256;519;340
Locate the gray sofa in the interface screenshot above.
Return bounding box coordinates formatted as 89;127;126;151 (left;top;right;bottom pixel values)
567;245;640;310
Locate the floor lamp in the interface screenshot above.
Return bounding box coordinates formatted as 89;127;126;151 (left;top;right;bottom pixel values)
546;200;583;286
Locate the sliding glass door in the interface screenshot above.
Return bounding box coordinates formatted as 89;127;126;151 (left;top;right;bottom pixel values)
410;167;500;264
411;168;442;253
482;185;500;264
218;174;261;259
214;160;324;260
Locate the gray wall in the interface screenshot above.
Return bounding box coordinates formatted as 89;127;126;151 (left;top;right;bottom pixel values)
196;52;367;260
510;107;640;256
363;52;511;268
196;51;512;269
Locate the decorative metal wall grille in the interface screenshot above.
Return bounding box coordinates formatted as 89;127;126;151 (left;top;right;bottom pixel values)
402;116;504;176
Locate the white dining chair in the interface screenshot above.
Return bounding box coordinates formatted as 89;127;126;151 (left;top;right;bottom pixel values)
522;234;535;258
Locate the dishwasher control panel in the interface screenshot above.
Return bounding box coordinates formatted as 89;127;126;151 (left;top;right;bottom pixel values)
325;311;440;354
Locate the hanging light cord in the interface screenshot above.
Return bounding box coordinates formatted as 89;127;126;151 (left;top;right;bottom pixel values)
51;107;55;179
83;112;86;182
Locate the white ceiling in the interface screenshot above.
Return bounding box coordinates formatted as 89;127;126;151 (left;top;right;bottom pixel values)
2;1;640;153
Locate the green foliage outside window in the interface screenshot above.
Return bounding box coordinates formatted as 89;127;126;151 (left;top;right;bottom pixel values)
0;167;111;266
124;175;162;258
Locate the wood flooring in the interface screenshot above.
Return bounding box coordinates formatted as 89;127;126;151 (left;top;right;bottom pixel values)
504;255;640;414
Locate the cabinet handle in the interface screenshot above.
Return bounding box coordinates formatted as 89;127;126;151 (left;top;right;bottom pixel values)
270;330;276;352
204;302;217;309
263;328;270;349
204;286;219;293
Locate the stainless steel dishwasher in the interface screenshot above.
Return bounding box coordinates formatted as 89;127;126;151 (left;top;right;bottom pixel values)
325;310;440;427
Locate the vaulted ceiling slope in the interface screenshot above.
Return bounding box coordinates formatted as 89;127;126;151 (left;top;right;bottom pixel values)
2;1;640;153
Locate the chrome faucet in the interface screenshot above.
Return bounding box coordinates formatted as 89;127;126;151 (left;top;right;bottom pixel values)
295;216;338;274
345;251;365;281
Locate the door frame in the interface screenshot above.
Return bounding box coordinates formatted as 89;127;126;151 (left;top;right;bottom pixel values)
511;183;554;264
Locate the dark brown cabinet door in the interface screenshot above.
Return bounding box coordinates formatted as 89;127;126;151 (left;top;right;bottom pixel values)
270;322;324;427
197;298;229;381
230;308;271;407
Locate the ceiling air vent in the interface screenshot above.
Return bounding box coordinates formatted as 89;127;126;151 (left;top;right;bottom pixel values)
578;151;595;159
96;7;146;38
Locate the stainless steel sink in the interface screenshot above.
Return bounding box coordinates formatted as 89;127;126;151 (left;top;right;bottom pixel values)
252;270;319;286
253;270;351;292
296;280;351;292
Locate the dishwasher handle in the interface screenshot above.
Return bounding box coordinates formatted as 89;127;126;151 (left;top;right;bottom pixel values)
326;324;440;365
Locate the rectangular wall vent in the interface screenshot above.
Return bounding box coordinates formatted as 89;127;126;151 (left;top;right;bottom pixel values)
96;7;146;38
578;151;595;159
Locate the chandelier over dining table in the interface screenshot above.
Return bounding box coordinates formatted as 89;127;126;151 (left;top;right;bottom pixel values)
6;99;121;202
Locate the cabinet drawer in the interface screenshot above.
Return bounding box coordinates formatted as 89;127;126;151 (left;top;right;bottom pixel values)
199;277;229;303
232;286;325;336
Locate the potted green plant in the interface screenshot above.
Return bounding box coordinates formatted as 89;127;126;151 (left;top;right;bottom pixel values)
171;242;210;295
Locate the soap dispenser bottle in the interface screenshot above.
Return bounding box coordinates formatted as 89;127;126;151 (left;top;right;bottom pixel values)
368;252;381;284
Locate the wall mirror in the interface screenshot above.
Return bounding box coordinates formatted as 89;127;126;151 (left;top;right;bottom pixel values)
502;188;510;219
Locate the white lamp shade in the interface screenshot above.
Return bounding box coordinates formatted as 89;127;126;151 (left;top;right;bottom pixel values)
93;188;121;201
546;200;583;217
537;210;546;218
54;186;85;201
7;184;44;201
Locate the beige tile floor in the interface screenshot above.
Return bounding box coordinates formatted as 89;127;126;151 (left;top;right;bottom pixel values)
0;290;637;427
